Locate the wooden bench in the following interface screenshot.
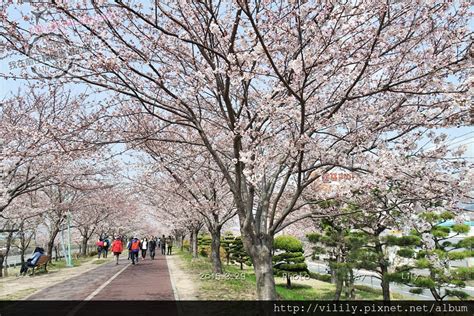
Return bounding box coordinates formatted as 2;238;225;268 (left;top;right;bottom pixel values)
31;255;50;276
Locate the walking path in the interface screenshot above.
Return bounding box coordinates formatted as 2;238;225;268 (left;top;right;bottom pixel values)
26;255;174;300
1;253;199;316
1;257;113;300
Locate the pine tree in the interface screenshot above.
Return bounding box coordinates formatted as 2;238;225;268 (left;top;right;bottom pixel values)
273;235;308;289
229;236;251;270
220;232;235;265
197;234;212;257
389;211;474;301
307;218;365;300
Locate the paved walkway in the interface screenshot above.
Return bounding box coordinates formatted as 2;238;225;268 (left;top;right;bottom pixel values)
27;254;174;301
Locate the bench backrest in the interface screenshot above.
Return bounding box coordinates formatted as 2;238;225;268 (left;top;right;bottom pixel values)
36;255;50;265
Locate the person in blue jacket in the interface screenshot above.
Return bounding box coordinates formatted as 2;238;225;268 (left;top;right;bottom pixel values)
19;247;44;276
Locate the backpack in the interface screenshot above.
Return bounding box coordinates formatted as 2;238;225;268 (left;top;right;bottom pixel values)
131;240;140;251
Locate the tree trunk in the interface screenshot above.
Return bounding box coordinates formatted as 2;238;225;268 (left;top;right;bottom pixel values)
329;262;337;284
429;270;442;301
334;276;343;301
3;231;13;276
47;229;60;262
180;235;184;251
18;222;26;266
189;230;194;254
192;228;199;258
20;249;25;266
81;236;89;256
210;229;223;274
380;269;391;301
0;252;4;278
286;274;291;289
349;269;356;300
375;239;391;301
429;287;442;301
333;253;343;301
242;234;277;300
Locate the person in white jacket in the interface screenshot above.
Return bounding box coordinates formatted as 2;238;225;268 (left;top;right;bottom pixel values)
140;237;148;260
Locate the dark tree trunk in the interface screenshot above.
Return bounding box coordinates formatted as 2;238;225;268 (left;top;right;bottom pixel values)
189;230;194;254
429;270;442;301
192;228;199;258
375;240;390;301
210;228;223;274
429;287;442;301
180;235;184;251
0;252;4;278
81;236;89;256
286;274;291;289
18;228;34;266
18;222;26;266
47;228;60;262
333;254;343;301
54;245;59;261
380;268;391;301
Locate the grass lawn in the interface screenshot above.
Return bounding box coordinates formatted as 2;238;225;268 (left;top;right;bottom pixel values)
1;288;37;300
179;250;257;300
177;250;409;300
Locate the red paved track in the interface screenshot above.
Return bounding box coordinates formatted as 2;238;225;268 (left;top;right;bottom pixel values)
27;254;175;301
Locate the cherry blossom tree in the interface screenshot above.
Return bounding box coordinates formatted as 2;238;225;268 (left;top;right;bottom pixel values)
1;1;472;299
0;84;108;213
138;169;205;258
138;151;236;272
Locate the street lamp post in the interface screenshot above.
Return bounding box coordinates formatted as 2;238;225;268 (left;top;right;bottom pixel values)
66;210;72;267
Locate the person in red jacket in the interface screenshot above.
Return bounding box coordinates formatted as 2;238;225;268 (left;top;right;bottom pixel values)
111;237;124;265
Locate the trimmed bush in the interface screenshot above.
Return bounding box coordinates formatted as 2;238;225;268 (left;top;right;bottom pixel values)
273;235;308;289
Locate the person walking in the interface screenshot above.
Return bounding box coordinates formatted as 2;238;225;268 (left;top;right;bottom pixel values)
96;238;104;259
128;236;141;265
126;238;132;260
160;234;166;255
148;237;157;260
103;237;110;258
141;237;148;260
167;236;173;255
111;236;124;265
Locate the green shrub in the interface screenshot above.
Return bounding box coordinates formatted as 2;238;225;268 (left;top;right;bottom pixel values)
409;288;423;295
274;235;308;288
183;240;190;251
308;272;332;283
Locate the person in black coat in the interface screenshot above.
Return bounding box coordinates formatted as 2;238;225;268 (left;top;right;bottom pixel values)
148;237;157;260
160;234;166;255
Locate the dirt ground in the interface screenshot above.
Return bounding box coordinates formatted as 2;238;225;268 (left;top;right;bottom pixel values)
165;255;198;300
